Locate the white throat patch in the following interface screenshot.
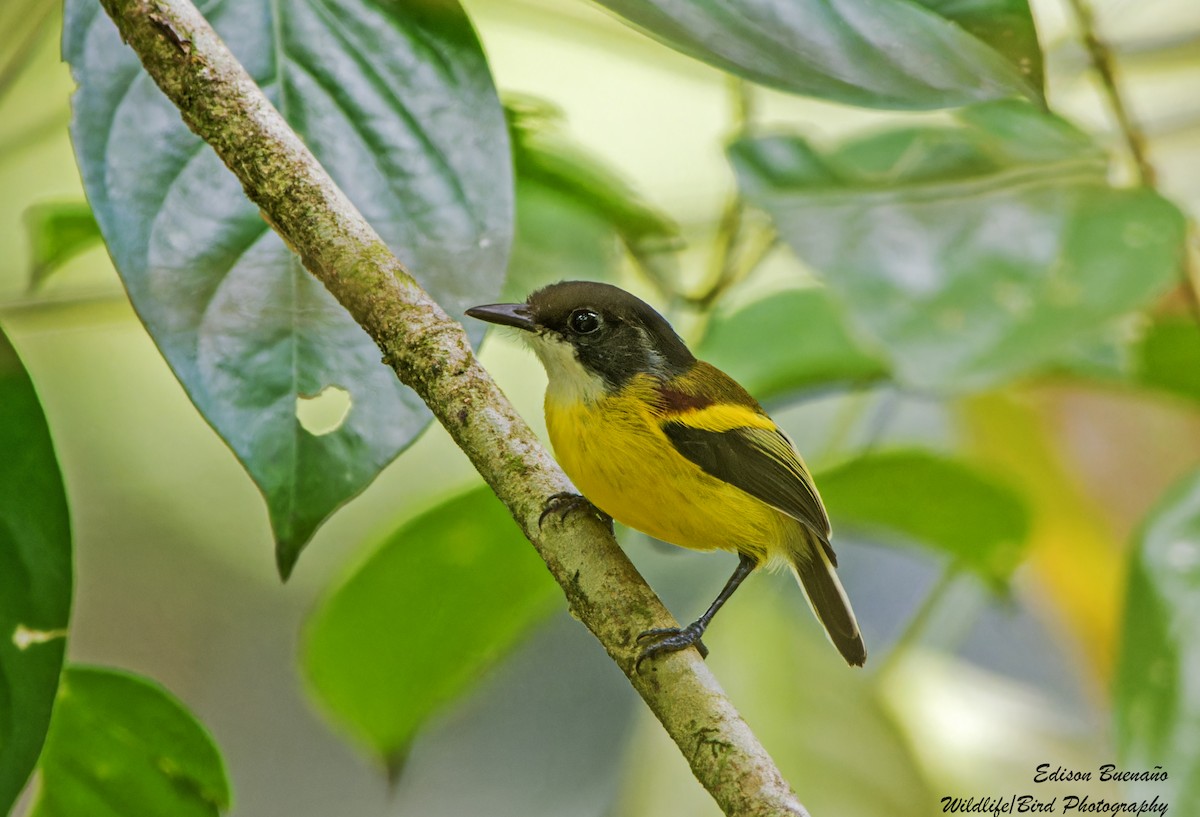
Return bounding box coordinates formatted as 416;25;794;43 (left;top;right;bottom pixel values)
524;332;609;405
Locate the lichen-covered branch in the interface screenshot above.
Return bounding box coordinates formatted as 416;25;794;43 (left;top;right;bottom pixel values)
96;1;809;814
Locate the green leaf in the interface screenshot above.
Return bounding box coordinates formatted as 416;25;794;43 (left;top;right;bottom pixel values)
591;0;1041;110
302;487;560;764
30;666;230;817
917;0;1044;93
696;285;888;401
1133;317;1200;405
1115;468;1200;808
817;450;1030;584
0;328;71;813
505;98;680;296
63;0;513;577
731;102;1188;393
23;201;102;290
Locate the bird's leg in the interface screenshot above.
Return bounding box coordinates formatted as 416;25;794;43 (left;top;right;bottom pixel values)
636;552;758;672
539;491;614;533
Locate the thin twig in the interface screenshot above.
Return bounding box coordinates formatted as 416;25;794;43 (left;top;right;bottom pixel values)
1064;0;1200;321
688;79;764;312
1064;0;1155;187
94;1;810;814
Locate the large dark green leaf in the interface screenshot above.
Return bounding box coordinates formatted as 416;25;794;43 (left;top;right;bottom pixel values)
0;328;71;814
731;102;1187;393
63;0;513;576
302;487;560;765
818;450;1030;585
30;666;230;817
1115;468;1200;808
591;0;1041;110
697;285;888;401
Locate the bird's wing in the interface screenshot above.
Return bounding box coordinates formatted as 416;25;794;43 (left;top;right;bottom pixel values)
654;363;832;551
662;421;832;546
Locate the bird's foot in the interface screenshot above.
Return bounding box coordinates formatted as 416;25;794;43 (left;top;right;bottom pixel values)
634;622;709;672
539;491;613;533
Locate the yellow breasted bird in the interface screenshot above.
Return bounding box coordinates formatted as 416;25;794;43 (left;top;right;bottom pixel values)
467;281;866;668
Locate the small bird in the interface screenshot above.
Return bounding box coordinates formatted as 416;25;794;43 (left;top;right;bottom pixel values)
467;281;866;668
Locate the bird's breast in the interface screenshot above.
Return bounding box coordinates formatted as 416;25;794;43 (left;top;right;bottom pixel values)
543;378;790;560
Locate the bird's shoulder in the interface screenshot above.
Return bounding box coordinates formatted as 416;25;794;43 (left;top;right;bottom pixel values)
651;361;768;425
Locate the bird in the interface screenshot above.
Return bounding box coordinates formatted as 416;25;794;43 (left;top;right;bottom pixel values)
466;281;865;669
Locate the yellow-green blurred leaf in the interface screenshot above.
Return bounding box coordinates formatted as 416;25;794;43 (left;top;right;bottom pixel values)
697;285;887;401
818;450;1030;585
23;200;100;289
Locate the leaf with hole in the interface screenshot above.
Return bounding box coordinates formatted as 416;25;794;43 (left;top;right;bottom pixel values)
302;487;560;765
730;101;1187;393
697;285;888;402
30;666;230;817
0;328;72;814
817;449;1030;586
63;0;513;577
1114;468;1200;809
591;0;1041;109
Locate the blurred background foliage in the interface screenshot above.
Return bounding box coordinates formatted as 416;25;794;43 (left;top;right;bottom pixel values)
1;0;1199;814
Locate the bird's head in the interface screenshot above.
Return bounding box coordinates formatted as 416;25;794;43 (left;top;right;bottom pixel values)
467;281;694;402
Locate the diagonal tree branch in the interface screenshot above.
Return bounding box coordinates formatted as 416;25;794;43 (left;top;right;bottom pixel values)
94;1;809;814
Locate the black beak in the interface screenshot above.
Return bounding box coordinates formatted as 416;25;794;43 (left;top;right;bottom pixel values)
465;302;536;332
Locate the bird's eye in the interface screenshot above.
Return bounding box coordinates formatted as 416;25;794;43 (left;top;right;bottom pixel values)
568;309;601;335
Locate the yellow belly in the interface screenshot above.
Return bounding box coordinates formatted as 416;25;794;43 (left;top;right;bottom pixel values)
544;386;791;563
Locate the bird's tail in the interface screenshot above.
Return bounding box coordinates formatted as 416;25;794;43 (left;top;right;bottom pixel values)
788;532;867;667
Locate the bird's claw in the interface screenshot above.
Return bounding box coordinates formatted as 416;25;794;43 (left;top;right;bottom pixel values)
539;492;613;533
634;623;709;672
